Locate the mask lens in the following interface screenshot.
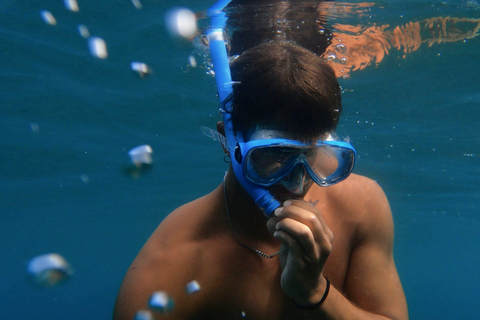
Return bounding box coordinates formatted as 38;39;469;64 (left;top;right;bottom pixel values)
246;146;301;183
309;147;355;185
308;145;339;179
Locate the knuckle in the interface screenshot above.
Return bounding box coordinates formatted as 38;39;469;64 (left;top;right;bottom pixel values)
328;231;334;242
298;224;313;239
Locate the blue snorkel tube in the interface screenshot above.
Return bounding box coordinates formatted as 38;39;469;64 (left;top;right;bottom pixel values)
207;0;281;216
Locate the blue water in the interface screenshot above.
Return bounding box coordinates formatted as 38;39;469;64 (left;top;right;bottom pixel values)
1;0;479;319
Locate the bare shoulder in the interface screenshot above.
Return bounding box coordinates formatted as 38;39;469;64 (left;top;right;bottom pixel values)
150;187;226;245
133;184;227;275
316;173;390;214
336;173;395;246
333;173;388;202
113;186;227;320
310;173;394;242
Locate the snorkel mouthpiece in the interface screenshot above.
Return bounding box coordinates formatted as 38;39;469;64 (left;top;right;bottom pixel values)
207;0;280;216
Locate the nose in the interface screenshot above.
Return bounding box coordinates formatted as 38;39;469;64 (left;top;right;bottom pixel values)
279;165;310;195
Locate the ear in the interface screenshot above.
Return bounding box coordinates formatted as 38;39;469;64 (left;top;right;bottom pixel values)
216;121;228;154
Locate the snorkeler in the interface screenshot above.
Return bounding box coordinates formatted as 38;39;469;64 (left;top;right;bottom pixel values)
113;39;408;319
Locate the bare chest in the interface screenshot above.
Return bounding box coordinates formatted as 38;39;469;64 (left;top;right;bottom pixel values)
196;231;352;320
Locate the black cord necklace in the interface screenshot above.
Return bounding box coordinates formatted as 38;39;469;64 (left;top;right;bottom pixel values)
222;177;280;259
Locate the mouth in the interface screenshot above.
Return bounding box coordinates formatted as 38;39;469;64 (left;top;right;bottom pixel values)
267;179;314;203
267;187;307;203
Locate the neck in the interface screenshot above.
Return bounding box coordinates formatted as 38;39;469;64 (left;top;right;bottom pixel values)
224;168;279;246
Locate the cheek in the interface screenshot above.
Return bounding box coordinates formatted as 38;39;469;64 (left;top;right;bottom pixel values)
303;179;315;193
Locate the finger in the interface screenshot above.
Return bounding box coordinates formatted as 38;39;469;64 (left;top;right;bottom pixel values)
266;217;280;235
273;229;305;263
275;201;333;244
275;218;317;261
286;199;334;241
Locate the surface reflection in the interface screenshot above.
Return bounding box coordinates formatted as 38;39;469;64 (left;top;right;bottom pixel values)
193;1;480;78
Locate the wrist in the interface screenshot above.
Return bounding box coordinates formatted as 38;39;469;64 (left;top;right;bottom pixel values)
293;277;331;310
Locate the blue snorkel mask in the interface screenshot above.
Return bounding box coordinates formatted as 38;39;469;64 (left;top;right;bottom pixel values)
206;0;356;217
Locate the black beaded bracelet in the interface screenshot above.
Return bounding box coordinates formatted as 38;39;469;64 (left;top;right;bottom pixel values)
293;278;331;310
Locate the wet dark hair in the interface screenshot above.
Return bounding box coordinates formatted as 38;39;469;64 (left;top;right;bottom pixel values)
227;40;341;141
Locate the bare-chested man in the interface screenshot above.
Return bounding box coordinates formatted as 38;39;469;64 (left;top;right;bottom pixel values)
113;40;408;320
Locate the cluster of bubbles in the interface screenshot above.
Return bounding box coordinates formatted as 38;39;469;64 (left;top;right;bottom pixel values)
190;30;235;76
467;0;480;9
25;254;244;318
31;3;202;282
40;0;107;59
33;3;244;318
38;2;203;178
133;280;246;318
133;280;203;319
29;0;195;296
164;7;203;72
38;0;168;77
41;1;209;78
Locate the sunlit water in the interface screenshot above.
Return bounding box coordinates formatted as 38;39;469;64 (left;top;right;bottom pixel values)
1;0;479;319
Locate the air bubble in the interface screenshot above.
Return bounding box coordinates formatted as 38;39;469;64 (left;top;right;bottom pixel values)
129;145;153;167
64;0;79;12
27;253;73;286
40;10;57;25
326;54;337;62
165;8;197;39
149;291;174;314
132;0;142;9
336;44;347;53
185;280;201;294
188;55;197;68
30;123;40;133
134;310;153;320
78;24;89;38
88;37;108;59
131;62;151;78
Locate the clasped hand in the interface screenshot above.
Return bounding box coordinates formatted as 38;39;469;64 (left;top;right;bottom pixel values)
266;199;333;306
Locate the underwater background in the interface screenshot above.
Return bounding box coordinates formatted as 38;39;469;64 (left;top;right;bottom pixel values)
1;0;479;318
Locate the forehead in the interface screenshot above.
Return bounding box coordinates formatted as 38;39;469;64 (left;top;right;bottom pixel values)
245;126;329;143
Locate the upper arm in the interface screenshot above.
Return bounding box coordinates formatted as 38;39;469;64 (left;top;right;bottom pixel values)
113;197;222;320
113;246;207;320
113;247;177;320
344;180;408;320
113;228;209;320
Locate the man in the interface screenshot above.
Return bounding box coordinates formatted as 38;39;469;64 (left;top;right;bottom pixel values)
113;41;408;320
